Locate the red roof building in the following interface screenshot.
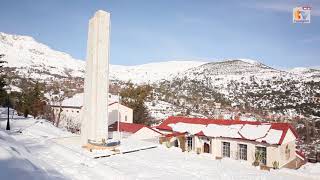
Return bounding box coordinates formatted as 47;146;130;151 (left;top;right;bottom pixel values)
157;116;298;145
108;122;163;140
156;116;305;169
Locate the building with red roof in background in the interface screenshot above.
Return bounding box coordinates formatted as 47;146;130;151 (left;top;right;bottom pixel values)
108;122;162;140
156;116;306;169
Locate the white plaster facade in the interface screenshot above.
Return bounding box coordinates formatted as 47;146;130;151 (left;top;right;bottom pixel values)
108;103;133;125
182;128;297;168
52;102;133;129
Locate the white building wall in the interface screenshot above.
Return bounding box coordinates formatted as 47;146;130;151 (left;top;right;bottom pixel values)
281;129;296;144
109;131;132;139
52;107;82;127
278;130;297;167
194;136;292;167
267;145;280;167
52;102;133;128
108;103;133;124
161;127;297;168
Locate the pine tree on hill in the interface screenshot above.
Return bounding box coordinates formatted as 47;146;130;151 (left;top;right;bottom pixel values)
30;82;46;118
15;81;46;118
120;83;152;125
0;54;7;106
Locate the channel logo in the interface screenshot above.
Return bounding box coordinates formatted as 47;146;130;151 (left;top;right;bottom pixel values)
293;7;311;23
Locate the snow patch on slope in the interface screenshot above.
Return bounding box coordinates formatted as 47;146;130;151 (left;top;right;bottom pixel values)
110;61;207;83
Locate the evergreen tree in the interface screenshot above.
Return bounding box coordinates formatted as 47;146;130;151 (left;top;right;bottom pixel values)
30;82;46;118
15;82;46;118
120;83;152;125
0;54;7;106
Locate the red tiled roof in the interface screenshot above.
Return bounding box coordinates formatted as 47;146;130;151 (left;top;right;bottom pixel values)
109;122;145;133
109;122;163;135
165;132;186;138
295;150;306;161
157;116;260;131
156;116;299;145
269;122;299;144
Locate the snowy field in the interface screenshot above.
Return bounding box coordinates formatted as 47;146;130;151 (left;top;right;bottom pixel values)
0;116;319;180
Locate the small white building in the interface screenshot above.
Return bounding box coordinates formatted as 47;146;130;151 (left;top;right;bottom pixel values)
51;93;133;130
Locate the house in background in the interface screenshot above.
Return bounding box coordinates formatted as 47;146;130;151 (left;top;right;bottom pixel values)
157;116;306;169
51;93;133;129
108;121;162;141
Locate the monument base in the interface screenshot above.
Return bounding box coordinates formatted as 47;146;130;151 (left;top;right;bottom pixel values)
82;143;120;152
52;135;158;159
82;139;121;152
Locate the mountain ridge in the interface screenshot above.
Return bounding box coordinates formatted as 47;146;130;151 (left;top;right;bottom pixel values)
1;32;319;120
1;32;319;84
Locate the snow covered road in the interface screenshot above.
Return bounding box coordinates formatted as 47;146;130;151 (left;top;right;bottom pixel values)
1;118;319;180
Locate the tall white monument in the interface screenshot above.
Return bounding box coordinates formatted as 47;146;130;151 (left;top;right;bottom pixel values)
81;10;110;145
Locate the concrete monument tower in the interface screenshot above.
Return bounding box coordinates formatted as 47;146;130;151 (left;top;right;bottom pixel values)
81;10;110;145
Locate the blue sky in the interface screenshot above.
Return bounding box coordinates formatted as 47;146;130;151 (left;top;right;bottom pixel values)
0;0;319;68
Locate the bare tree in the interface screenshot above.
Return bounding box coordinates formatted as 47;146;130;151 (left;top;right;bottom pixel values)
46;81;72;127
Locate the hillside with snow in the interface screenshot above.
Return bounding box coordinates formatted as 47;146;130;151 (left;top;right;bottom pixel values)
0;32;84;80
0;32;205;84
1;32;319;121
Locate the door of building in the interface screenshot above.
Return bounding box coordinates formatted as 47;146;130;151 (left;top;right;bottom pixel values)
203;143;210;153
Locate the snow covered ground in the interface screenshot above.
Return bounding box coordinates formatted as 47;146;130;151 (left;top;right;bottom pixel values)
0;116;319;180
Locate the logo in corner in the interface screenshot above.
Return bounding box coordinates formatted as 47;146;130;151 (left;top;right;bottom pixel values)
293;7;311;23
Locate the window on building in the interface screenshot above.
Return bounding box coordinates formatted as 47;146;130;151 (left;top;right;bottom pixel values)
255;146;267;165
222;142;230;157
238;144;247;160
187;136;193;151
125;115;127;122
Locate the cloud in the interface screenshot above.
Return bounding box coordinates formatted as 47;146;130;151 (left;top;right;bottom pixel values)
241;0;320;16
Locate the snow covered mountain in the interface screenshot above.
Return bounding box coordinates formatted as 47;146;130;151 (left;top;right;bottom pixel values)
176;59;287;86
1;32;319;85
0;32;84;80
109;61;206;83
0;32;205;83
288;67;320;81
1;32;319;119
158;59;320;119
